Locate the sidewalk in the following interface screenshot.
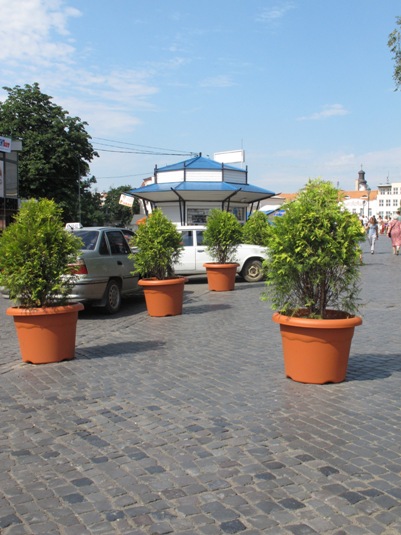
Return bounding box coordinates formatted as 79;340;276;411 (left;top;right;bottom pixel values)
1;236;401;534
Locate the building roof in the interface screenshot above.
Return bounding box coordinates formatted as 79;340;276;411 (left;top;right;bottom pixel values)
156;155;244;173
129;181;275;205
271;190;378;203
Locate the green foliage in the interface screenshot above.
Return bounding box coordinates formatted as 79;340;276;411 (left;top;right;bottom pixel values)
102;185;140;227
203;209;243;264
242;211;270;246
130;209;183;280
80;178;105;226
388;17;401;89
263;179;364;318
0;199;82;308
0;83;98;221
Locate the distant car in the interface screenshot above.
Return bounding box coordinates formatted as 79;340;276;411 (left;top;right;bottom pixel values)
68;227;141;314
173;226;267;282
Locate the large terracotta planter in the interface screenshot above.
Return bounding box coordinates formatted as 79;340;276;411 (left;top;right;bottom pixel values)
272;311;362;384
203;263;239;292
138;277;187;317
7;303;84;364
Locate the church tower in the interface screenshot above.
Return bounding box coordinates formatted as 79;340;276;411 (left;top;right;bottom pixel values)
355;166;368;191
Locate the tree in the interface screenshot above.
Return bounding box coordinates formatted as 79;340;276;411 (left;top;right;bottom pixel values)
0;83;98;221
102;185;140;227
80;177;105;226
388;17;401;89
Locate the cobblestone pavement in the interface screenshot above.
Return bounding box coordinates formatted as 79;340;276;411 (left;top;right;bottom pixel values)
1;236;401;534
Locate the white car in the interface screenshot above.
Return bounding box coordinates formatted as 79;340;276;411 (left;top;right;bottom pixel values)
174;226;267;282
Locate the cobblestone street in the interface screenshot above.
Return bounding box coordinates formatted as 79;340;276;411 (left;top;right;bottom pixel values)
1;236;401;534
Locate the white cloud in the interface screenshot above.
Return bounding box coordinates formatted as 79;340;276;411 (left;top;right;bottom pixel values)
0;0;163;137
200;75;235;88
256;2;295;24
297;104;349;121
271;148;314;160
59;97;143;136
0;0;80;64
326;153;356;168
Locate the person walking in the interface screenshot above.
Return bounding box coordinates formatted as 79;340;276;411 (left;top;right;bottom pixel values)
387;214;401;255
365;216;379;254
378;215;386;234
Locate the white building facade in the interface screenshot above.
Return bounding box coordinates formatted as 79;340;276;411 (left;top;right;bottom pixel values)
376;182;401;219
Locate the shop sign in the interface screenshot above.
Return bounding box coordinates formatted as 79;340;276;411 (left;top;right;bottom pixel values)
0;136;11;153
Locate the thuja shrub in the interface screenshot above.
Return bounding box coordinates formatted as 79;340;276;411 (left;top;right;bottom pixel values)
203;209;242;264
242;210;270;246
0;199;82;307
131;209;183;280
263;179;365;318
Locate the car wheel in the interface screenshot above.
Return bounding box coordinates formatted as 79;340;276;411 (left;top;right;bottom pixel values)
104;279;122;314
241;259;264;282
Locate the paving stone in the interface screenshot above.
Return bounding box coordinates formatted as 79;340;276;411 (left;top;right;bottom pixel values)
220;519;247;533
2;241;401;533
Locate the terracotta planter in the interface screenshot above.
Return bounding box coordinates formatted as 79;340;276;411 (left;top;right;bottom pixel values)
138;277;187;317
7;303;84;364
272;311;362;384
203;263;239;292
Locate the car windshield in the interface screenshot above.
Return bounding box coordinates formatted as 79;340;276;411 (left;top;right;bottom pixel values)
73;230;99;250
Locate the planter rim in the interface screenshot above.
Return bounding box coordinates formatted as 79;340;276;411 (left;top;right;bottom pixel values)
7;302;84;317
138;276;188;287
203;262;240;269
272;311;362;329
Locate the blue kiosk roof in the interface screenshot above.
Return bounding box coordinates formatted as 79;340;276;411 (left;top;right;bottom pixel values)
156;155;244;173
129;181;275;204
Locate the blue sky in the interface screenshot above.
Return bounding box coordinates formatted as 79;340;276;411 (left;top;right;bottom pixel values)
2;0;401;194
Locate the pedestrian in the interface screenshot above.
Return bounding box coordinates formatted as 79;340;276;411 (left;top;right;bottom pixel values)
365;216;379;254
378;215;385;234
387;214;401;255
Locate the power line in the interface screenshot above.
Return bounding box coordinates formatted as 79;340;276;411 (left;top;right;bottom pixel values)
94;147;193;156
96;172;151;180
92;137;197;156
91;136;199;181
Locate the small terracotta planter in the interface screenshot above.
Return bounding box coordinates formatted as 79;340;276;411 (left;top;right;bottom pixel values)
7;303;84;364
138;277;187;317
203;263;239;291
272;311;362;384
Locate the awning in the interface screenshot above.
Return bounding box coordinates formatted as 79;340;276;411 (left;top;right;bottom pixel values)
128;181;275;205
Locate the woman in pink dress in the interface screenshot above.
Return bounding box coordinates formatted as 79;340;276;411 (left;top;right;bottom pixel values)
387;215;401;255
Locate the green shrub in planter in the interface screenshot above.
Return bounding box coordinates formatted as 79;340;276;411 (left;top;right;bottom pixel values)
131;208;183;279
203;209;242;264
242;210;270;246
263;179;365;318
0;198;82;308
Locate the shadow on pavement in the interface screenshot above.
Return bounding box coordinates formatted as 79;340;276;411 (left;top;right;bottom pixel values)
182;303;232;314
347;353;401;381
77;296;147;320
76;339;166;359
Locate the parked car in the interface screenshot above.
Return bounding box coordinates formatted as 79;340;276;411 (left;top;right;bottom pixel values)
68;227;141;314
174;226;267;282
121;228;135;244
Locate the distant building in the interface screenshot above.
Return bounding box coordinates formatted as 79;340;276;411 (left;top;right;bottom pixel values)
259;169;380;219
376;181;401;219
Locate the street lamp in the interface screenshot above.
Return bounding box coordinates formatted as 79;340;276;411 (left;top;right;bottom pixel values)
367;184;371;218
